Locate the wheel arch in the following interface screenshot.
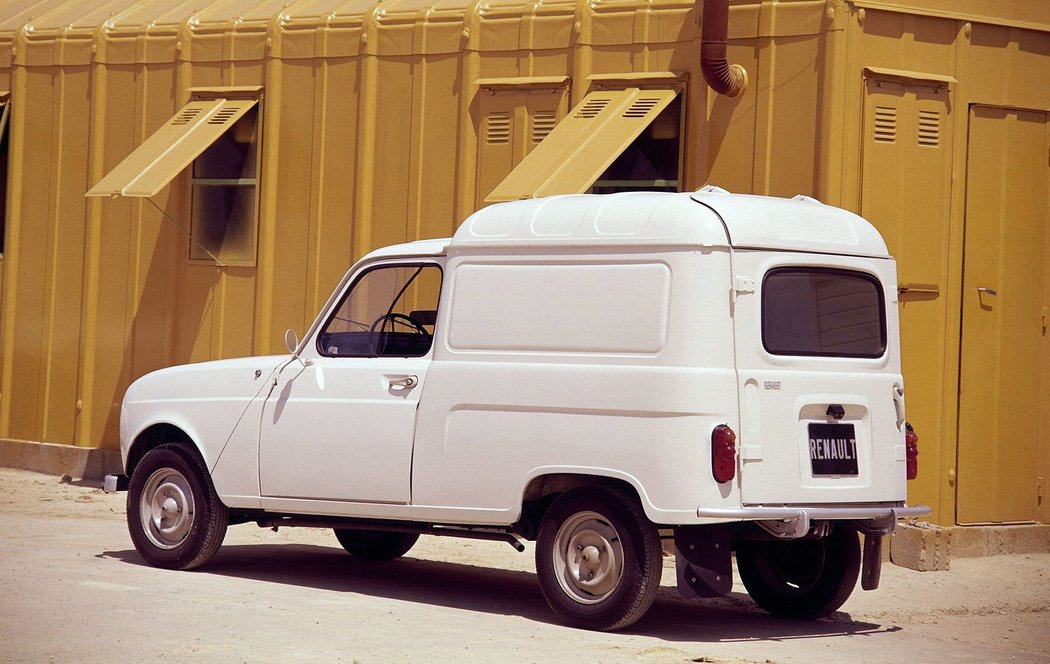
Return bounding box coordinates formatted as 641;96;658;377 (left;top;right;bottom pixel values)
125;422;204;478
518;471;655;535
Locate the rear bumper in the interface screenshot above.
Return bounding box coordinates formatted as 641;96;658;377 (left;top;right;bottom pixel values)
697;504;931;538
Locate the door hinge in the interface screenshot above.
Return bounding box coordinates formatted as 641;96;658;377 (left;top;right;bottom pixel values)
1042;307;1048;333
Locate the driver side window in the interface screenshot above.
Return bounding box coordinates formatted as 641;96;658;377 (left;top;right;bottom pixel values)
318;264;442;357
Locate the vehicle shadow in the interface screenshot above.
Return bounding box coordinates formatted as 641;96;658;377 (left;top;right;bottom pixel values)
101;543;896;642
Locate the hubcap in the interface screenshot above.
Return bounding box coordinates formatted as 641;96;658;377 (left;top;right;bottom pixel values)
139;467;195;550
552;511;624;604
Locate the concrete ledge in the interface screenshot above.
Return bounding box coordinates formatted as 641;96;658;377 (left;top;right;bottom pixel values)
889;521;1050;571
0;439;121;482
951;523;1050;558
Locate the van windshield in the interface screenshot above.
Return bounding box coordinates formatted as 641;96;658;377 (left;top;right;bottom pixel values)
761;268;886;358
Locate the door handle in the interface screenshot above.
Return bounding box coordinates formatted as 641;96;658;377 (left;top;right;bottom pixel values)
977;287;998;296
389;375;418;389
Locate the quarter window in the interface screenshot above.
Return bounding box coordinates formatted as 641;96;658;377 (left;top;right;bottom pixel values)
762;268;886;358
318;264;442;358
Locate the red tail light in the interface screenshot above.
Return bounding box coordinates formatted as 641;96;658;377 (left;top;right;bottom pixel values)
712;424;737;483
905;421;918;480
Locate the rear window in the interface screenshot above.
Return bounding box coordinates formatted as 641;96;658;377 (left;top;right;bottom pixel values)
762;268;886;358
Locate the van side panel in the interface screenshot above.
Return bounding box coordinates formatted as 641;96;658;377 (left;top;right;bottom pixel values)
411;249;741;524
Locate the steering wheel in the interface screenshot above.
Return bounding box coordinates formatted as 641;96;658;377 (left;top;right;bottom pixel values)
368;313;432;355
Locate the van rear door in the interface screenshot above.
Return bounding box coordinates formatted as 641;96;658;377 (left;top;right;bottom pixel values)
728;250;908;505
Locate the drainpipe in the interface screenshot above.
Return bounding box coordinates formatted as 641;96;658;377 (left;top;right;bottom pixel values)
700;0;748;97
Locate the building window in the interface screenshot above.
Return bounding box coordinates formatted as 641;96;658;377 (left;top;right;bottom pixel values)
86;87;263;266
592;95;681;194
189;101;260;264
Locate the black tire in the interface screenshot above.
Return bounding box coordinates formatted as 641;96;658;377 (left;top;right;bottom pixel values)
535;487;662;631
736;524;861;619
333;529;420;561
126;444;229;570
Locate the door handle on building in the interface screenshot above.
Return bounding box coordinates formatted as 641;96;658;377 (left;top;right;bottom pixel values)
977;287;998;296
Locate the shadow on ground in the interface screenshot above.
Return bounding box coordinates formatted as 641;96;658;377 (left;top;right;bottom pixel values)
101;543;896;642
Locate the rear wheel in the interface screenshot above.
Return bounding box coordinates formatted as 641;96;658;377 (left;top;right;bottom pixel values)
736;524;861;619
535;487;662;631
126;445;228;570
333;530;419;560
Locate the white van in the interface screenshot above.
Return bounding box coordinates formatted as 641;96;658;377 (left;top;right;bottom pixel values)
120;189;929;630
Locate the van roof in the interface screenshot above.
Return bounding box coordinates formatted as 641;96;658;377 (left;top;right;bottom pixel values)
448;191;890;258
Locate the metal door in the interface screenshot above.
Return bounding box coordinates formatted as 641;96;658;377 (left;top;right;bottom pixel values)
957;106;1050;524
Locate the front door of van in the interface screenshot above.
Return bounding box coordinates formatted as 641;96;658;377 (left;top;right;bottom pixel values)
258;262;443;504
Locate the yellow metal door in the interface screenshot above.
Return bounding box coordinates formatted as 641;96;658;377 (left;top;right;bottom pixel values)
957;105;1050;524
859;75;953;523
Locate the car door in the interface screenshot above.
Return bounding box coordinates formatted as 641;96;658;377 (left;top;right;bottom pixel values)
258;261;443;504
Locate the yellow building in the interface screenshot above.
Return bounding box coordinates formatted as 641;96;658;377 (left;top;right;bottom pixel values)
0;0;1046;528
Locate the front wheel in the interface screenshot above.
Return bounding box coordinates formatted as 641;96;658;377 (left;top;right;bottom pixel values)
126;445;229;570
736;524;861;619
535;487;662;631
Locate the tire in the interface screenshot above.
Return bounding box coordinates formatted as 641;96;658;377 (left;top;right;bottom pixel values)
126;444;229;570
333;529;419;561
535;487;662;631
736;524;861;620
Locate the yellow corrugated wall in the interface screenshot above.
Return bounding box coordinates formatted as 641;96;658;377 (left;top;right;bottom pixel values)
0;0;1046;526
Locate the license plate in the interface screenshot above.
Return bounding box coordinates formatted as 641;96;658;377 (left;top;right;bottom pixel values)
808;423;859;476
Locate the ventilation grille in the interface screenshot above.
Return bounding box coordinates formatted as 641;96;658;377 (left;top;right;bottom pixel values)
207;107;241;125
486;112;511;144
575;97;611;119
623;97;661;118
873;106;897;143
531;112;557;143
918;109;941;147
172;107;204;126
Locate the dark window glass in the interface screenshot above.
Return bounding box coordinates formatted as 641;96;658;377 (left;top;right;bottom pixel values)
592;96;681;194
762;268;886;358
0;100;9;255
318;264;442;358
190;108;259;263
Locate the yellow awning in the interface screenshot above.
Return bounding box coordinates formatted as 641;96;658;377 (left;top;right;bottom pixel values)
484;87;678;203
86;98;258;198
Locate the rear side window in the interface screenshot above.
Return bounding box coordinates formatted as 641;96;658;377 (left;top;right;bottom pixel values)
762;268;886;358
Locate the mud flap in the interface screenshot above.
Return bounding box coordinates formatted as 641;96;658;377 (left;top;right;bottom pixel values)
861;533;883;590
674;524;733;598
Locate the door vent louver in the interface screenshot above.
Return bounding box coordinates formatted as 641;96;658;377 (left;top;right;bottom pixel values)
531;111;557;143
918;109;941;147
486;112;511;144
873;106;897;143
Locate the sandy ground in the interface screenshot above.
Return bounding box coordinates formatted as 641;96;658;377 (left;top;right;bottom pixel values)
0;467;1047;664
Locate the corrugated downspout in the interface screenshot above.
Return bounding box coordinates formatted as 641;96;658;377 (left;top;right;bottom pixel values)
700;0;748;97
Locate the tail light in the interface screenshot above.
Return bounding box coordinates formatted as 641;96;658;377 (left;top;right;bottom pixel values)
905;421;918;480
712;424;737;483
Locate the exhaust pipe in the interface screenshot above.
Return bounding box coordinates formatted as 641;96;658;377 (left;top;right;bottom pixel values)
700;0;748;97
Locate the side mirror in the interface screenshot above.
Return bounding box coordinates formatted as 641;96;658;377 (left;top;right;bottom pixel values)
284;328;300;356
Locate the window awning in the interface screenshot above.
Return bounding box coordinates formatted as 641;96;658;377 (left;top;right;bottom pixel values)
484;87;678;203
86;98;258;198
